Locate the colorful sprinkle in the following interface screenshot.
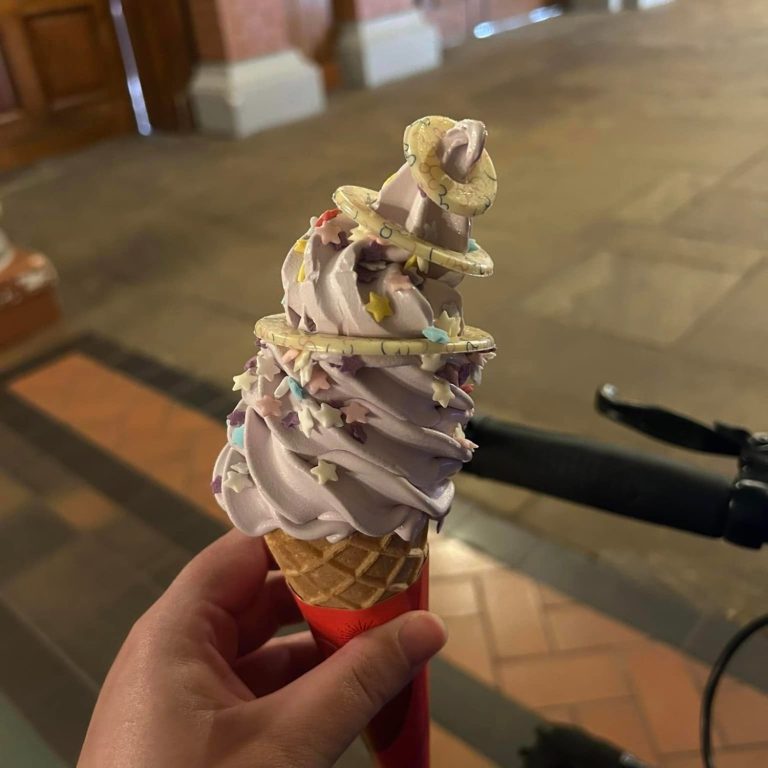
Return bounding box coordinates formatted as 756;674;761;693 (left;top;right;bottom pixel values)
468;238;479;252
315;208;341;227
298;406;314;437
224;470;253;493
231;425;245;448
307;368;331;395
227;409;245;426
211;475;222;494
256;351;280;381
273;376;291;399
232;370;258;392
364;291;393;323
293;238;308;254
341;401;369;424
422;325;450;344
310;459;338;485
314;402;343;429
432;378;452;408
349;423;367;444
287;378;305;400
254;394;282;418
435;310;461;339
281;411;299;429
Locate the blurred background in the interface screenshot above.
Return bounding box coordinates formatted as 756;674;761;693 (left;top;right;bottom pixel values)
1;0;768;766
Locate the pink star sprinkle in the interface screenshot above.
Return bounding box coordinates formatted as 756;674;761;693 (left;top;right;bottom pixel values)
386;271;414;292
306;368;331;395
254;395;282;419
341;401;369;424
282;348;300;366
316;217;347;246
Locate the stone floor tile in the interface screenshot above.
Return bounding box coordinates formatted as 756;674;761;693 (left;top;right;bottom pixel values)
0;469;31;515
47;485;121;531
522;250;742;346
710;676;768;747
439;614;497;688
480;568;551;658
664;747;768;768
624;641;703;754
615;171;718;226
499;651;629;709
429;538;500;578
546;603;649;651
431;722;499;768
430;577;480;618
574;697;658;765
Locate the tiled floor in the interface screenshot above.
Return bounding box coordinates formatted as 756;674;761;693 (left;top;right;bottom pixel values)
2;342;767;767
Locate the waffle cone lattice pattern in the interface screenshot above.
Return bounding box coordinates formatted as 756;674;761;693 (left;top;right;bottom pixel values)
265;527;428;609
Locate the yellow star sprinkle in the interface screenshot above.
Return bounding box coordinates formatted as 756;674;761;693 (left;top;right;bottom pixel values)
297;261;306;283
293;238;308;254
364;292;393;323
404;254;419;272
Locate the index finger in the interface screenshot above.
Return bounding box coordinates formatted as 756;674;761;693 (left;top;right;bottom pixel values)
167;528;271;615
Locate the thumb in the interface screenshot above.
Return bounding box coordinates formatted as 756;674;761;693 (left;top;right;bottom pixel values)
267;611;446;763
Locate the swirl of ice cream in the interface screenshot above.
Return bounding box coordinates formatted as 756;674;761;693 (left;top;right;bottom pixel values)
212;119;493;542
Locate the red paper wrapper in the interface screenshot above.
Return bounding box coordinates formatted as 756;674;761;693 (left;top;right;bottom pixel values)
293;560;430;768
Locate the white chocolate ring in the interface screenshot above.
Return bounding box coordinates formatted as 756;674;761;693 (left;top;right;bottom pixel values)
403;116;497;217
255;314;495;357
333;185;494;277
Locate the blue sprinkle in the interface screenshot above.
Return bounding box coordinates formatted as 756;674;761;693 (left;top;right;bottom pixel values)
231;425;245;448
287;377;305;399
422;325;450;344
468;238;479;252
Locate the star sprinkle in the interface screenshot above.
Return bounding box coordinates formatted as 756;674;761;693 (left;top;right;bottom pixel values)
231;425;245;448
314;402;343;429
227;409;245;426
454;423;478;452
404;254;420;273
287;378;305;400
281;411;299;429
468;238;479;252
435;310;461;339
341;401;369;424
273;376;291;399
349;423;367;444
365;292;393;323
232;370;258;392
461;383;475;394
422;325;450;344
255;395;282;418
310;460;338;485
307;367;331;395
211;476;222;494
420;353;443;372
386;270;414;292
299;360;315;386
298;406;315;437
315;208;340;227
340;355;364;375
293;238;308;254
224;470;253;493
282;348;299;365
256;351;280;381
316;216;347;247
294;349;312;371
432;378;452;408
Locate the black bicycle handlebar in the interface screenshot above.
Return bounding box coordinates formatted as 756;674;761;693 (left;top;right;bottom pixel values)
464;416;734;541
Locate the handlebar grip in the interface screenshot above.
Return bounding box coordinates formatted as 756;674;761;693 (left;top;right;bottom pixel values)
464;416;733;540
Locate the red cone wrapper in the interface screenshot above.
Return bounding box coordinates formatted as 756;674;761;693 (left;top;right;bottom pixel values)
293;560;431;768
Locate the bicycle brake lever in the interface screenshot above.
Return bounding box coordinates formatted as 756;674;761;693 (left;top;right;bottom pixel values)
595;384;750;456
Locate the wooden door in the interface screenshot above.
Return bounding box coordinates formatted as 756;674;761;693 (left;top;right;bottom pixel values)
0;0;134;172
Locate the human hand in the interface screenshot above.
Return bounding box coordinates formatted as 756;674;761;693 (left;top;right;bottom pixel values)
78;529;447;768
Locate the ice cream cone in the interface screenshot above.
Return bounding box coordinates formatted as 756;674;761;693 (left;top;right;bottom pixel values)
264;526;428;609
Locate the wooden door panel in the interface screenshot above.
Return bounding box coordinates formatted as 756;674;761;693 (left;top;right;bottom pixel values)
0;0;133;172
25;5;107;106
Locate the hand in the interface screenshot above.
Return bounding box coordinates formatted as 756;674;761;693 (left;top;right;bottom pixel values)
78;529;447;768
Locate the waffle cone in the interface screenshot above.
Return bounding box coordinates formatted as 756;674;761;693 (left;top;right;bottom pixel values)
265;526;429;609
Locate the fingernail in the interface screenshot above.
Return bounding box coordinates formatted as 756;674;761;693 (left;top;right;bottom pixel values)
398;611;448;667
